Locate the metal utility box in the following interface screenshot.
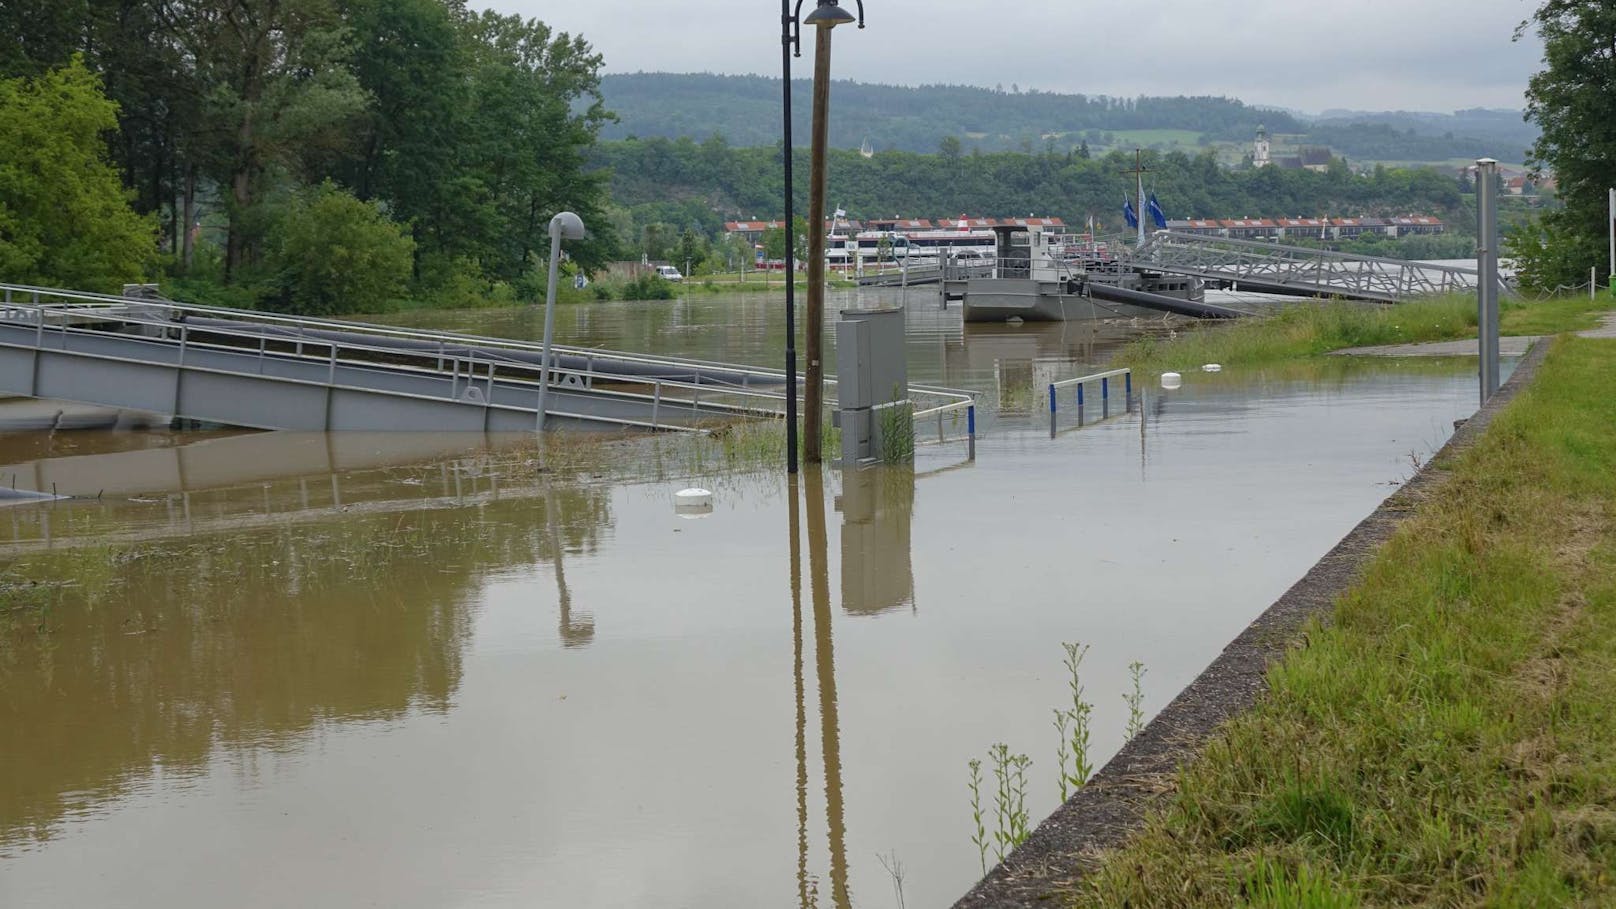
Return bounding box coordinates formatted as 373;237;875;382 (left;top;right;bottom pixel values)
835;305;909;466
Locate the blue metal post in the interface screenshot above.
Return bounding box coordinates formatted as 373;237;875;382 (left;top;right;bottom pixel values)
1125;370;1133;412
967;404;976;461
1048;384;1057;414
1076;383;1084;408
1101;376;1110;418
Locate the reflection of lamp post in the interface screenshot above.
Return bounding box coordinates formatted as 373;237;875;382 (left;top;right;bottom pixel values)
539;211;585;431
783;0;864;470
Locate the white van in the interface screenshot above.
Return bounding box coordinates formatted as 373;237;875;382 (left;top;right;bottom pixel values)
655;265;684;282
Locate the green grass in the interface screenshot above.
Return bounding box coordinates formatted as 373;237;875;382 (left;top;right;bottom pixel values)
1120;293;1613;372
1068;335;1616;907
1102;129;1205;148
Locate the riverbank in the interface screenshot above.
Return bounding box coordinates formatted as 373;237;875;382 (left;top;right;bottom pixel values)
958;333;1616;906
1120;293;1612;371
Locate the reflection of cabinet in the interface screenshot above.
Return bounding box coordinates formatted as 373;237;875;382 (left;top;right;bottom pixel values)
838;467;915;616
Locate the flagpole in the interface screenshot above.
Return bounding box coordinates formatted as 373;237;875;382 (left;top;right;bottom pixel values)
1135;148;1146;247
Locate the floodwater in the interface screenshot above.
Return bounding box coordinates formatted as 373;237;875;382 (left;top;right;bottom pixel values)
0;288;1490;908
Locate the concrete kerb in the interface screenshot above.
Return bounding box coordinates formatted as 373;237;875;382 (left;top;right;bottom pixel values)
952;337;1553;908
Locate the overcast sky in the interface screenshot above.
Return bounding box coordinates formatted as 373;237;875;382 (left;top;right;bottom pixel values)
475;0;1544;113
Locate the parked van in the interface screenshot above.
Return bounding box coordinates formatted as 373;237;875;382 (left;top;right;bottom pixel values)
655;265;684;282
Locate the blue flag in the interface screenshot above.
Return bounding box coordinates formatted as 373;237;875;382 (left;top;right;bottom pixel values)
1148;194;1168;229
1122;197;1138;229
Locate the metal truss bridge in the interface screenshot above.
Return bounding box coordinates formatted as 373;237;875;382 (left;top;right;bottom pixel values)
1127;231;1499;304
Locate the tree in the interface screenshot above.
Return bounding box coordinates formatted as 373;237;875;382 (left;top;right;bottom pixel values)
0;59;154;291
675;227;706;273
457;10;616;278
761;216;809;263
1513;2;1616;288
268;181;414;314
173;0;368;280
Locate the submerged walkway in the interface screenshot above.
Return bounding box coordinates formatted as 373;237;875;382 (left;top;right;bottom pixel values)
1329;311;1616;357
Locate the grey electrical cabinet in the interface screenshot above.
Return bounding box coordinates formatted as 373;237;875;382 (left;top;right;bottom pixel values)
835;305;908;466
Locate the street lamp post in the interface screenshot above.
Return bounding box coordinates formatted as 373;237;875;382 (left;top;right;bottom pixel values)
783;0;864;471
538;211;585;431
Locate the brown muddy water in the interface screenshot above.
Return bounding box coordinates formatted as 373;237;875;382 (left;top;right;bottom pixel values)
1;289;1491;907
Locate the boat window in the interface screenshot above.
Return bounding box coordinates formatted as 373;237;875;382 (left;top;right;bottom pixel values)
1010;232;1031;247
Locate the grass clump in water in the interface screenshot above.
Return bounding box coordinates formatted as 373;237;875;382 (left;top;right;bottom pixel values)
1121;292;1610;372
1067;335;1616;906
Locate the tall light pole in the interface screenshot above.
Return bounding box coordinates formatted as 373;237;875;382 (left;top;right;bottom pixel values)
538;211;585;431
1475;159;1500;404
784;0;864;469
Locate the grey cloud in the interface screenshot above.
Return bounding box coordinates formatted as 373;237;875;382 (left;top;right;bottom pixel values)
479;0;1542;112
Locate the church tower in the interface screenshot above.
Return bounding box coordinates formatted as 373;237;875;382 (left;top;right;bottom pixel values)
1254;125;1271;168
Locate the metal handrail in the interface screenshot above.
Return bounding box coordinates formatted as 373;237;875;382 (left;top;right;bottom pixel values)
1048;368;1132;432
0;283;976;432
0;283;795;382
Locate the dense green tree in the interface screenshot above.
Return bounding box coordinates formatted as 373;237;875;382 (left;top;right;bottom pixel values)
173;0;369;279
458;10;615;278
0;60;155;290
267;180;414;314
1510;1;1616;289
0;0;92;78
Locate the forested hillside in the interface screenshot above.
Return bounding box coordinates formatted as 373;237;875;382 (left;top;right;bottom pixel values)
599;73;1300;153
598;73;1533;163
591;138;1473;242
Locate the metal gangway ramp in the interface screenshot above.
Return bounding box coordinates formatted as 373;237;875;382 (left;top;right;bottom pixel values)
0;284;972;434
1131;231;1495;303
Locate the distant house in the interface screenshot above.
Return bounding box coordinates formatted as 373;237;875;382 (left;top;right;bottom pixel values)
724;220;788;244
1389;215;1445;237
1220;218;1280;241
1299;147;1333;173
1166;218;1224;236
1331;217;1391;240
1276;217;1328;241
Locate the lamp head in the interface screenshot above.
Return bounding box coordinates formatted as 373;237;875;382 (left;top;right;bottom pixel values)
549;211;586;240
804;0;856;28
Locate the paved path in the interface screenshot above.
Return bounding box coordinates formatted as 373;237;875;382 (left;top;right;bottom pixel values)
1331;312;1616;357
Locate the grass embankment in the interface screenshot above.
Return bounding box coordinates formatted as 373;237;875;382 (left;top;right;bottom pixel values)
1121;293;1612;372
1070;335;1616;906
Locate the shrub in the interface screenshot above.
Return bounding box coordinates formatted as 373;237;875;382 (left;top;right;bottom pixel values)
267;181;414;315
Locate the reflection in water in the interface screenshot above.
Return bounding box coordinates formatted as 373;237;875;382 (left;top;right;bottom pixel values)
790;468;853;909
547;485;594;647
806;466;850;909
838;466;916;615
0;479;614;853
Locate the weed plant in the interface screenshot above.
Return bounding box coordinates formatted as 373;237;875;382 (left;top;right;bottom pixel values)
1124;661;1147;741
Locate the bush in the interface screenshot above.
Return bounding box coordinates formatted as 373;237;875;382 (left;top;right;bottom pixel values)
620;274;676;300
267;181;414;315
0;59;155;291
1504;213;1604;293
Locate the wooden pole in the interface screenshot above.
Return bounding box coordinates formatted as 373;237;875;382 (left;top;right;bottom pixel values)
804;27;834;463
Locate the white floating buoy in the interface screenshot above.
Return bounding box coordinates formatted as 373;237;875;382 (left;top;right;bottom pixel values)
1201;363;1223;373
1160;371;1183;390
675;487;712;507
674;487;713;518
